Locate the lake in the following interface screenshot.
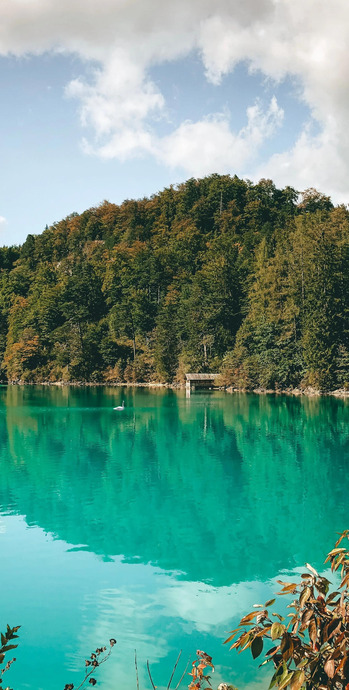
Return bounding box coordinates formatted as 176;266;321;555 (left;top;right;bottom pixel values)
0;386;348;690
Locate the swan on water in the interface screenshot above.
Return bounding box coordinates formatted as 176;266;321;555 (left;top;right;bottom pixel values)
113;401;125;410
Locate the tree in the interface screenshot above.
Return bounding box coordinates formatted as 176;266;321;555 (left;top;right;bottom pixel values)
292;210;348;389
0;174;346;387
225;237;301;389
154;286;180;380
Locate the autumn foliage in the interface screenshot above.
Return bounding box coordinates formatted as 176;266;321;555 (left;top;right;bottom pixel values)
188;651;215;690
225;531;349;689
0;176;348;389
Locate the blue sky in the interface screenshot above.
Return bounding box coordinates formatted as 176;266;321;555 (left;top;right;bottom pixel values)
0;0;348;246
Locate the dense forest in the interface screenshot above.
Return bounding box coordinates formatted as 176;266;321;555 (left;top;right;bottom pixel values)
0;174;348;390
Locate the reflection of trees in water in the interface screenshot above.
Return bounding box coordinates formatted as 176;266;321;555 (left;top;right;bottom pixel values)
222;394;349;572
0;387;348;585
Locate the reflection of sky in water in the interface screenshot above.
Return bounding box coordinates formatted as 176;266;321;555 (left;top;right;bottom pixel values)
1;515;275;690
0;387;348;690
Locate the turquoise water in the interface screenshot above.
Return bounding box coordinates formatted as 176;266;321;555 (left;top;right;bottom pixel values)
0;386;348;690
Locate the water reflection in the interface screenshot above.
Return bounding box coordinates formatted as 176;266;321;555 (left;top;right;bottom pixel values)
0;514;279;690
0;387;348;690
0;387;348;582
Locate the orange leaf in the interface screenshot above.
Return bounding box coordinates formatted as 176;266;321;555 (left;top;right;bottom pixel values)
324;659;335;678
308;619;317;647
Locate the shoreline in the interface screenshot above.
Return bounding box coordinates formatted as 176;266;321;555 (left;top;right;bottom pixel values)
2;380;349;398
226;385;349;398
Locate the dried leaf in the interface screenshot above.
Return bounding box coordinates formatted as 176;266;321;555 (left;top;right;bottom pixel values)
300;609;313;631
324;659;335;678
299;587;311;608
223;632;238;645
308;619;317;647
340;573;349;589
282;641;294;663
326;618;341;641
327;548;347;557
306;563;319;577
239;612;258;625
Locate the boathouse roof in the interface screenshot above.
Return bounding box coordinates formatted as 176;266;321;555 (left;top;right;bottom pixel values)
185;373;219;381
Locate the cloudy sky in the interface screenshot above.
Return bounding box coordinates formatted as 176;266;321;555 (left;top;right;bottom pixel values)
0;0;348;246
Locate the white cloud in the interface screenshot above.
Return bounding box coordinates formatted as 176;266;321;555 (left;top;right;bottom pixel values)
71;572;274;690
254;125;349;203
0;216;7;229
66;50;164;138
1;0;349;196
65;48;164;160
157;98;283;176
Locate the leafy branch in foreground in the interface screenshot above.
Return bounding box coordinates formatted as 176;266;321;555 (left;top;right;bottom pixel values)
188;650;214;690
0;624;20;690
64;638;117;690
225;530;349;689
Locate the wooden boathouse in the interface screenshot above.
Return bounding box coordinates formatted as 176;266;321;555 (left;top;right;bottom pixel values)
185;373;219;393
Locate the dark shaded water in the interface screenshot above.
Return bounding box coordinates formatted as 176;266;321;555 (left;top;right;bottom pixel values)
0;386;348;689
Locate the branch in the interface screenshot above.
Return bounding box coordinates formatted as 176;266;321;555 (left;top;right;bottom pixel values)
147;660;156;690
135;649;139;690
167;650;182;690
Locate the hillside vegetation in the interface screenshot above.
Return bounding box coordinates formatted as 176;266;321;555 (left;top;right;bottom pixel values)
0;175;348;390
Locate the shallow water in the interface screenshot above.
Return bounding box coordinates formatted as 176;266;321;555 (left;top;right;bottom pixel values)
0;386;348;690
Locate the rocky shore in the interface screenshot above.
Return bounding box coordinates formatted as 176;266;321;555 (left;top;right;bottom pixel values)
226;385;349;398
3;379;349;398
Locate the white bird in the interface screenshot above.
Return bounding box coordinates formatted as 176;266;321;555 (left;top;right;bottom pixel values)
113;400;125;410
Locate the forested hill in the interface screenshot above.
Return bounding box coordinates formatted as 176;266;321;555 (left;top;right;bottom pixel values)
0;174;348;390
